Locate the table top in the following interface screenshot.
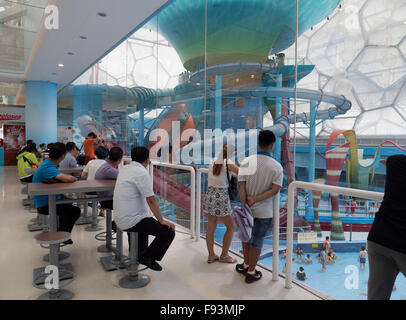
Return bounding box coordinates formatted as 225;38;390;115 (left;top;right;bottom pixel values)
25;166;84;175
28;179;116;196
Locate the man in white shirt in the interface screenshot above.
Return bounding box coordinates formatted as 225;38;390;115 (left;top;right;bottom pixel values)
236;130;283;283
114;147;175;271
81;146;109;180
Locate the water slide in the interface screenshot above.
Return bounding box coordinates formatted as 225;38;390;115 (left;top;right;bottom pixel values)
59;79;352;224
153;167;192;213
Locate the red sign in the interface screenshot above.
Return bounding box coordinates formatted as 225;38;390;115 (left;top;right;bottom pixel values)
0;113;22;121
0;106;25;123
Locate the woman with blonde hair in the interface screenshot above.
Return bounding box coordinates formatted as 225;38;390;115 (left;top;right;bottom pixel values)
204;144;239;264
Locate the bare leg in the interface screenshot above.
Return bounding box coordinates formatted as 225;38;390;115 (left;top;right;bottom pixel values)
220;216;236;258
242;242;250;265
248;247;261;272
206;214;218;259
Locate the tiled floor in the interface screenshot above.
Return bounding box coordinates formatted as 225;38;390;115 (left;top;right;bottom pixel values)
0;166;324;300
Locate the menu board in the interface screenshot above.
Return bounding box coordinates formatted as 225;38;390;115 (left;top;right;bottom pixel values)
3;124;25;165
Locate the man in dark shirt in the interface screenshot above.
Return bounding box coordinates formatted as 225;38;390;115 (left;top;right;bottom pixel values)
95;146;123;210
367;155;406;300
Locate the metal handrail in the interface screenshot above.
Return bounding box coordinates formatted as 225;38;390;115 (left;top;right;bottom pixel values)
196;167;280;281
149;161;196;239
196;168;209;242
285;181;384;289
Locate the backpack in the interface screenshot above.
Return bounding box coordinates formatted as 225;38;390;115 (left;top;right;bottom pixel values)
77;143;86;165
226;160;238;201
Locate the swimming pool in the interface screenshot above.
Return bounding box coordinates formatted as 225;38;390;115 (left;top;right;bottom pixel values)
260;252;406;300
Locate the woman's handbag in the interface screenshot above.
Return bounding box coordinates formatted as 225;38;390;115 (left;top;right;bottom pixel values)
226;160;238;201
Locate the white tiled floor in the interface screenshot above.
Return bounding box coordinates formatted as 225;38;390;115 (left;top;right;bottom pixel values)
0;166;324;300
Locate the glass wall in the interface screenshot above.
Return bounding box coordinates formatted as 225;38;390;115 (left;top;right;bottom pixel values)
57;0;406;299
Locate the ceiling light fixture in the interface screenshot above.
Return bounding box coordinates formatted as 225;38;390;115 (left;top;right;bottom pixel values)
80;36;87;40
58;63;64;67
97;12;107;17
67;52;74;55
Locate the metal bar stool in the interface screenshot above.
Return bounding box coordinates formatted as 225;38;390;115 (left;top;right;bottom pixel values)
75;195;92;225
119;232;150;289
96;208;116;253
27;213;47;232
33;232;75;300
85;200;103;232
100;225;128;271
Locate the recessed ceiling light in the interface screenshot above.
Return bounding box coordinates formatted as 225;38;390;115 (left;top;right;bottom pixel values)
52;73;57;75
97;12;107;17
58;63;64;67
67;52;74;55
80;36;87;40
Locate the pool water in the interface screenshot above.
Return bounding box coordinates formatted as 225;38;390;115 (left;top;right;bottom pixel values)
260;252;406;300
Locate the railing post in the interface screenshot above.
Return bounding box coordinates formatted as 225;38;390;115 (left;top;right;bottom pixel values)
190;168;196;240
150;161;196;239
286;183;296;289
196;170;202;242
350;224;352;242
272;191;280;281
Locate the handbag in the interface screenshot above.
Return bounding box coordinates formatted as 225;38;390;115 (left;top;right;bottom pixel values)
226;160;238;201
77;143;86;166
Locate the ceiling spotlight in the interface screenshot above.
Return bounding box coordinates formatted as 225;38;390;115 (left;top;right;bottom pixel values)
51;73;57;75
67;52;74;55
80;36;87;40
97;12;107;17
58;63;64;67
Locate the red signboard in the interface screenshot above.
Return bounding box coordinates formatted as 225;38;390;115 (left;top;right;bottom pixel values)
3;124;25;166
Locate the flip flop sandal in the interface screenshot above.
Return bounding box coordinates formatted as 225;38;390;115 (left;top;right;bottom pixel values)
207;256;219;264
219;256;237;264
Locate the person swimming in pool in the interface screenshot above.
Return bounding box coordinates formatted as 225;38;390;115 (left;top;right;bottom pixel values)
328;249;338;264
281;250;287;259
305;254;313;264
296;246;304;262
359;246;367;270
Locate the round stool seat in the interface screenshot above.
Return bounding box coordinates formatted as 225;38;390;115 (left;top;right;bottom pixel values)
35;232;71;245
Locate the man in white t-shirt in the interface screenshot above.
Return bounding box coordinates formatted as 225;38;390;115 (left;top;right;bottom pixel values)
236;130;283;284
113;147;175;271
81;146;109;180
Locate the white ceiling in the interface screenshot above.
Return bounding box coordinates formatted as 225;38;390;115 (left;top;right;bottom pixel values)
0;0;171;100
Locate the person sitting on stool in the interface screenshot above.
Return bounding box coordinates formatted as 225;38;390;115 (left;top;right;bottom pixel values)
33;142;81;244
113;147;175;271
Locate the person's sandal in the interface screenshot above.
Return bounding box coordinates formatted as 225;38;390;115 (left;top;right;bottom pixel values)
235;263;249;274
245;270;262;283
219;255;237;264
207;255;219;264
